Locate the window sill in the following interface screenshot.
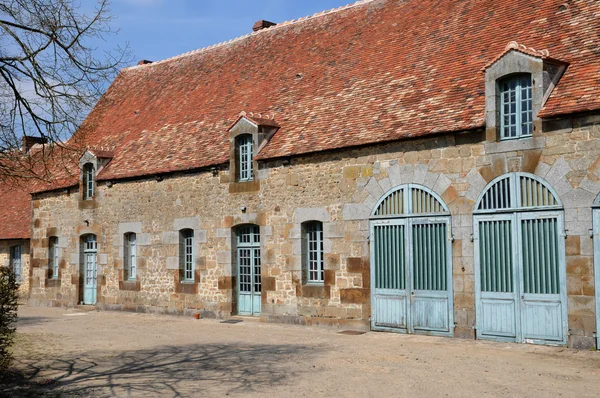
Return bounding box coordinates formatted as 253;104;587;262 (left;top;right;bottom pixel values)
298;284;331;299
484;136;545;154
45;278;61;288
229;179;260;194
119;280;141;292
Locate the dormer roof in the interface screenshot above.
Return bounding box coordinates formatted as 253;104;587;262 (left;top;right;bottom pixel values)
482;41;568;72
228;113;281;132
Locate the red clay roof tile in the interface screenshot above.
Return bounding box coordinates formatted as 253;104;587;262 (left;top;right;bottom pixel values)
0;181;31;239
22;0;600;186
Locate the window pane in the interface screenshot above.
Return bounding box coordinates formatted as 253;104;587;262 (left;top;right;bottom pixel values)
500;74;532;139
238;135;253;181
306;222;324;283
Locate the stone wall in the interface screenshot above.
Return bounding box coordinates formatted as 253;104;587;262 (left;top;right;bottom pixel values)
28;112;600;347
0;239;31;298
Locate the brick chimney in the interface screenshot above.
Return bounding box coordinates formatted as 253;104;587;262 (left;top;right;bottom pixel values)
253;20;277;32
22;135;48;153
137;60;153;66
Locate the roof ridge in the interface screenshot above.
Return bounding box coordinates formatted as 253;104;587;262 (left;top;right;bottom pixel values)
124;0;377;72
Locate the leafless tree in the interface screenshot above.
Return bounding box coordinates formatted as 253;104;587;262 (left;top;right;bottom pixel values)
0;0;131;184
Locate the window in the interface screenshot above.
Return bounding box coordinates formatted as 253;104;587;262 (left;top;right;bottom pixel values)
237;135;253;181
83;163;95;200
10;245;22;282
124;233;137;280
500;74;533;140
303;221;324;284
180;229;194;282
49;237;59;279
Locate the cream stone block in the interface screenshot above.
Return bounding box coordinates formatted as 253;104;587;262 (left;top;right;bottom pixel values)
433;173;452;196
166;257;180;270
545;157;571;186
294;207;330;224
216;251;231;265
118;222;143;235
162;231;179;245
138;233;152;246
423;172;440;190
413;164;428;186
173;216;201;231
216;229;230;238
342;204;370;221
387;164;402;187
324;222;345;238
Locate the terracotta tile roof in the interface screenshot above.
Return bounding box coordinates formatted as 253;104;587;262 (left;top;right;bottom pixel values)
29;0;600;185
0;181;31;239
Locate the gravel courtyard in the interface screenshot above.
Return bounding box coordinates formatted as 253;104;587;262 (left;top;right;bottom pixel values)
4;305;600;397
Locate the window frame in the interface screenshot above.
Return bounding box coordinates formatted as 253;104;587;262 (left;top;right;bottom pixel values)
124;233;137;281
499;74;533;141
82;163;95;200
237;134;254;182
49;237;59;279
180;229;194;283
303;221;324;285
10;245;22;282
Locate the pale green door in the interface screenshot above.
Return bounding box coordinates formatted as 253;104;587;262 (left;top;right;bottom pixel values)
83;235;97;305
237;225;261;315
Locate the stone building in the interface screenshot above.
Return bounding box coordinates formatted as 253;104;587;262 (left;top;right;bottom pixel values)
0;181;32;297
2;0;600;348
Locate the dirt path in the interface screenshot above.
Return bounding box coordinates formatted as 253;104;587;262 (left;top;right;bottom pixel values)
4;306;600;397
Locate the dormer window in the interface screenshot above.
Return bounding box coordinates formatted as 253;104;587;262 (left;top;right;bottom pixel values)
237;134;254;182
483;42;568;143
83;163;95;200
228;114;280;187
500;74;533;140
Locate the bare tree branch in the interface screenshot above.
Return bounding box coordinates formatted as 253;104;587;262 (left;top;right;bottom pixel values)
0;0;132;185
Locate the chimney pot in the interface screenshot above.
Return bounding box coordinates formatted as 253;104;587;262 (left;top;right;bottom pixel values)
22;135;48;153
253;20;277;32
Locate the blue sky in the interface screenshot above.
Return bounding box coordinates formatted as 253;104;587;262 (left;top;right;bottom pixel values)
98;0;354;64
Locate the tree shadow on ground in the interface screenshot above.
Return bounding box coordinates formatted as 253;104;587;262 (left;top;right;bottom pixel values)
15;316;55;327
4;343;320;397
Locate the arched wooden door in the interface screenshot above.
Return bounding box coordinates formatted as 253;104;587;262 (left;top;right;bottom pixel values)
474;173;567;345
370;184;454;336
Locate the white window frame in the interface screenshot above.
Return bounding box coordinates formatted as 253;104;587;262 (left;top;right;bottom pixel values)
499;74;533;140
237;135;254;182
10;245;22;282
49;237;59;279
181;230;194;282
124;233;137;280
83;163;95;200
304;221;324;284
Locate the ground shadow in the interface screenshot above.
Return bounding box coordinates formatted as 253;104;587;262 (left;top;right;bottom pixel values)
4;343;320;397
15;316;55;327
